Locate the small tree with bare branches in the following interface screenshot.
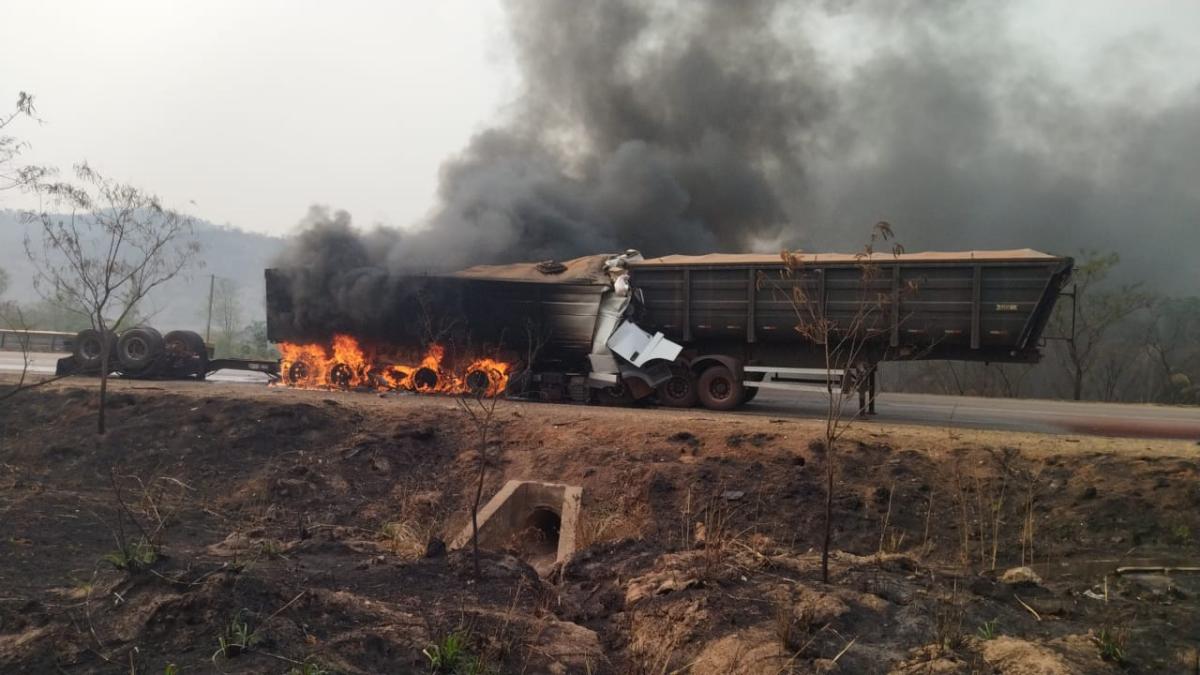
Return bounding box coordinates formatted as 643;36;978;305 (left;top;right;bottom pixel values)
457;389;501;580
1050;251;1152;401
211;277;243;356
0;91;49;193
777;222;909;583
24;163;199;433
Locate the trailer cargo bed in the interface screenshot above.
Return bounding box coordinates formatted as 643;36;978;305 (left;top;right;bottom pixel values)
629;249;1072;364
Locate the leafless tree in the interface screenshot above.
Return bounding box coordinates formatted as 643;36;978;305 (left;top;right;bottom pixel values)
1049;252;1152;401
23;163;200;433
457;390;501;580
212;277;242;356
0;91;49;194
778;221;909;583
1143;297;1200;404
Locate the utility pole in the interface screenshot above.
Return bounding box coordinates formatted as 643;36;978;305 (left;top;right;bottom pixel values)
205;274;215;343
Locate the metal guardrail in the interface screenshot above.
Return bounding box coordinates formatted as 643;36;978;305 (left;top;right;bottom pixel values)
0;329;76;353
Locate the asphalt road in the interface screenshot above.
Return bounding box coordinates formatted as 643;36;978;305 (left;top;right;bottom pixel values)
746;389;1200;440
4;351;1197;440
0;351;271;384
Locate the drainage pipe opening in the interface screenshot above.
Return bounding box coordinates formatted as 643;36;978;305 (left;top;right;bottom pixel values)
518;507;561;559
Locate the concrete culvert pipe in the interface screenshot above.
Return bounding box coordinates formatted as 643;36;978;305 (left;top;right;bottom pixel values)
520;507;561;558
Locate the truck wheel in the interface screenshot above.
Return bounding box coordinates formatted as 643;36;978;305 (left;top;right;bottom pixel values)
413;367;439;392
697;365;744;411
117;326;164;374
657;367;698;408
164;330;205;357
165;330;209;379
594;381;633;406
286;360;311;384
73;328;117;372
328;363;355;389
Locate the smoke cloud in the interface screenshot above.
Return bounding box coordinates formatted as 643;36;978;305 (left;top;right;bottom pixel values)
278;0;1200;294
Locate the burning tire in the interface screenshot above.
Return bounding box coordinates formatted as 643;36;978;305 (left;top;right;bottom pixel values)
413;367;438;392
657;365;698;408
465;369;491;395
327;363;355;389
72;328;118;373
117;326;164;375
286;360;311;384
697;365;744;411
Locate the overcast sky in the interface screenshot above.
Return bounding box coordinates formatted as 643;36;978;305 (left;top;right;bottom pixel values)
3;0;1198;238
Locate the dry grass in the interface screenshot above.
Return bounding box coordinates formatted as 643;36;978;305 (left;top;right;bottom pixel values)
576;496;648;549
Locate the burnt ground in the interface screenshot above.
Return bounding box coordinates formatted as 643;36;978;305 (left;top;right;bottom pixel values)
0;377;1198;674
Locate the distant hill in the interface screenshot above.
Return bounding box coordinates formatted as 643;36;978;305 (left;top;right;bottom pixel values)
0;209;284;331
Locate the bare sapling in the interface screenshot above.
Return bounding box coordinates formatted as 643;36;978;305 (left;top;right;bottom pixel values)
23;163;200;433
457;387;502;580
0;91;48;193
777;221;908;583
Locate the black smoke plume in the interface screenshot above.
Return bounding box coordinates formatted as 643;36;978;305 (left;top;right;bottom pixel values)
277;0;1200;313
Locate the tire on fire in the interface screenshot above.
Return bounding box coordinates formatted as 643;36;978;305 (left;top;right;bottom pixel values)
286;360;311;384
328;363;355;389
465;369;491;395
413;367;438;391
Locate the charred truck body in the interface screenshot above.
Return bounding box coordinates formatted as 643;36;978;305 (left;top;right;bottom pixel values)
263;249;1073;411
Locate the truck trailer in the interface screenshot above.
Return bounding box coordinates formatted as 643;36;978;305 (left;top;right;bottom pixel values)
258;248;1073;410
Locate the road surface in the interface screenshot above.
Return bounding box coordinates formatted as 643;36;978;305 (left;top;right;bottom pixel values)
746;389;1200;440
3;351;1197;440
0;351;270;384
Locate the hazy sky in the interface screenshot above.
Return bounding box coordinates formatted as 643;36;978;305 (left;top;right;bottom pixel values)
3;0;1198;238
1;0;513;234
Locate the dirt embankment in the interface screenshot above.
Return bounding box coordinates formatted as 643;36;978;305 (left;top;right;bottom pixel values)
1;379;1198;673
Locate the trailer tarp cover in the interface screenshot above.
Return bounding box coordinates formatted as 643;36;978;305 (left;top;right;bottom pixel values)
453;254;613;284
635;249;1061;266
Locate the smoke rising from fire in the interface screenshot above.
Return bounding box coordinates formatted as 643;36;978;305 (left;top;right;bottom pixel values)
278;1;1200;293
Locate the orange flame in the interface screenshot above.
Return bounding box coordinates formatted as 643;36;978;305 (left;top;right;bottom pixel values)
277;333;511;397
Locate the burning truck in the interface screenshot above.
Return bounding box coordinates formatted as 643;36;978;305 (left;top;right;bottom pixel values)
56;249;1072;411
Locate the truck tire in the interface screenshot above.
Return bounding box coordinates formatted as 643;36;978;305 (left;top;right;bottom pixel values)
164;330;205;357
164;330;208;378
657;366;698;408
117;326;164;374
73;328;117;372
594;381;633;406
697;365;744;411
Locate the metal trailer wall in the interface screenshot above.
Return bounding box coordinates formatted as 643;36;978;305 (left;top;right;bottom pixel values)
629;256;1073;366
264;269;607;368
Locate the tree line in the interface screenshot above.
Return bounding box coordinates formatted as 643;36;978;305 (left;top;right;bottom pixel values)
883;251;1198;405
